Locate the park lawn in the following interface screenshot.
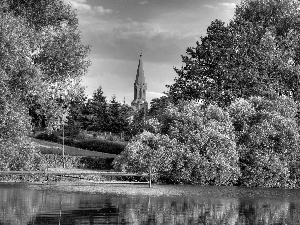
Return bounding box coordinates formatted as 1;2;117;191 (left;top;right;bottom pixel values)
30;137;117;159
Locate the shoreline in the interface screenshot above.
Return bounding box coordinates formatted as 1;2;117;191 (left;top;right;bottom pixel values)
0;180;298;201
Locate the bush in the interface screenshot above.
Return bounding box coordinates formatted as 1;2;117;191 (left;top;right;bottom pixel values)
35;132;126;155
163;101;240;185
113;132;179;182
34;132;60;142
72;139;126;155
0;139;43;171
114;101;240;186
80;157;114;170
228;96;300;188
42;154;114;170
42;154;81;169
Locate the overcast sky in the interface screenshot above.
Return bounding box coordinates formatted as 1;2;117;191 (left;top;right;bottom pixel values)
64;0;241;104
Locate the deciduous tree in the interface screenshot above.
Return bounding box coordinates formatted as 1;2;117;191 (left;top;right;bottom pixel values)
167;0;300;106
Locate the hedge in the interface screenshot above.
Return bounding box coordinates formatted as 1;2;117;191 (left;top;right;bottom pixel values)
42;154;114;170
35;133;126;155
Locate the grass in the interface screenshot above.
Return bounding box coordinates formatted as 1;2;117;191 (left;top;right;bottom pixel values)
30;137;117;159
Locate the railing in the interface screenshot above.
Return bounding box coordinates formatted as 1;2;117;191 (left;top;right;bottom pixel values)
0;171;153;188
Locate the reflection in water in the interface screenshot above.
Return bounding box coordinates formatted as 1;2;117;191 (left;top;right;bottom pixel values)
0;184;300;224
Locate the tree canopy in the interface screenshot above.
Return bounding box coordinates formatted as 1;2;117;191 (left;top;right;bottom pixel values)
0;0;90;170
0;0;90;135
167;0;300;106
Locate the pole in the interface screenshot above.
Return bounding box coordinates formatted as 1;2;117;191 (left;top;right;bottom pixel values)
62;122;65;168
148;162;152;188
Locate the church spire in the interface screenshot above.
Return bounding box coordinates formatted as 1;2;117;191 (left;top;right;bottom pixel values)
131;52;148;112
136;52;145;84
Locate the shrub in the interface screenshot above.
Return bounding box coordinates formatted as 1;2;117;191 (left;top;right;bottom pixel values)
80;157;114;170
114;101;240;186
0;139;43;171
113;131;179;182
163;101;240;185
42;154;81;169
35;132;126;155
71;139;126;155
228;96;300;188
42;154;114;170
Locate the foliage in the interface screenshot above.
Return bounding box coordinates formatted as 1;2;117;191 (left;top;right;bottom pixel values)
1;0;90;133
0;99;32;140
163;101;240;185
81;88;133;134
107;96;132;133
41;154;114;170
79;157;114;170
62;86;87;137
114;101;240;185
35;132;126;155
72;139;126;155
167;0;300;106
148;96;170;117
0;139;43;171
128;108;147;136
113;132;178;181
85;86;108;131
0;0;90;170
228;95;300;187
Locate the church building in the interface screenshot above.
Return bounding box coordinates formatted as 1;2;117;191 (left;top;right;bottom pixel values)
131;53;148;112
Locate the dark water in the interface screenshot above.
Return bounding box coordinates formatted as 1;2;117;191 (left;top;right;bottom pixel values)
0;184;300;224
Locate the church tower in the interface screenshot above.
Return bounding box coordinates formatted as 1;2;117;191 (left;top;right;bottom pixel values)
131;53;148;112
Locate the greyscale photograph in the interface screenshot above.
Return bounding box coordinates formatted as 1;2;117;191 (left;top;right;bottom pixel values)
0;0;300;224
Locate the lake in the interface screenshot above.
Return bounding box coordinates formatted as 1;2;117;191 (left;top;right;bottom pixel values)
0;183;300;224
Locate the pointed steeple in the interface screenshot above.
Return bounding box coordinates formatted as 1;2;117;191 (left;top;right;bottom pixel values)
136;52;145;84
131;52;148;112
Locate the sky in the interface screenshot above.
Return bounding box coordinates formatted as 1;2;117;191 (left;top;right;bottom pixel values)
63;0;242;105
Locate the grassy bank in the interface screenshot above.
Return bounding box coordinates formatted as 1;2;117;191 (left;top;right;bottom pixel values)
30;138;117;171
31;137;117;158
33;132;126;155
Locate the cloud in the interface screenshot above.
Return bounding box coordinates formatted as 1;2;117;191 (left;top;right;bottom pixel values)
95;6;114;15
219;3;236;10
147;92;166;98
64;0;92;12
64;0;114;15
203;4;216;9
138;1;149;5
79;18;192;64
73;3;91;11
71;0;86;3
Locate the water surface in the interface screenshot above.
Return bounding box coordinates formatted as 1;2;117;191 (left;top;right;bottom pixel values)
0;183;300;224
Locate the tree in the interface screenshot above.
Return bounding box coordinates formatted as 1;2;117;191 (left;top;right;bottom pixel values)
107;96;123;133
115;101;240;185
1;0;90;133
148;96;170;118
162;101;240;185
228;95;300;187
0;0;90;170
113;131;178;181
87;86;108;131
128;108;146;137
167;0;300;106
64;86;87;137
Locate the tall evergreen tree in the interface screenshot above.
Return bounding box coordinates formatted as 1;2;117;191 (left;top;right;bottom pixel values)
107;96;133;134
65;86;87;137
88;86;108;131
107;96;122;133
